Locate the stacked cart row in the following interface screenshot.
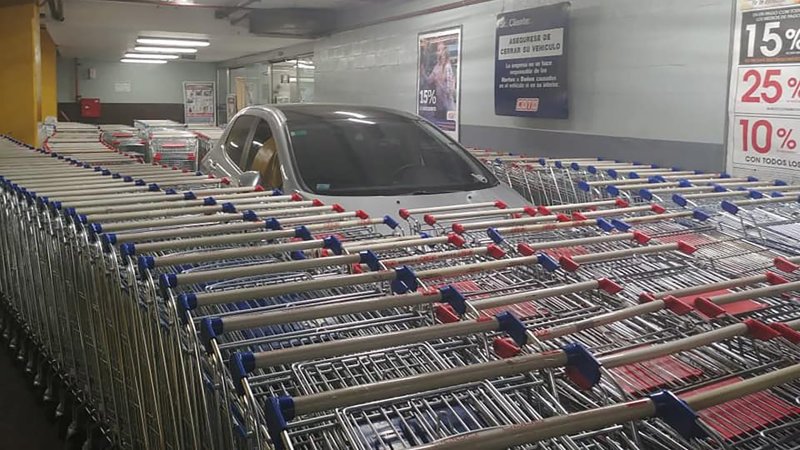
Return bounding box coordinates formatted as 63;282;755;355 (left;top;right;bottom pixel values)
49;121;225;172
1;137;799;450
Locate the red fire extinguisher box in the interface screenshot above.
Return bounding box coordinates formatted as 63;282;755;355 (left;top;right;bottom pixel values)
79;98;101;118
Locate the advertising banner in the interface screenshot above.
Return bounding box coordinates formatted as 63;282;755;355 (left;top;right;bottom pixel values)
417;27;462;140
183;81;216;125
495;2;570;119
727;0;800;180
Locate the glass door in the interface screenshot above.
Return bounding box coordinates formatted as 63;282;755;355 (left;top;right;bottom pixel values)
270;55;315;103
228;63;271;118
271;60;298;104
223;55;315;115
296;55;315;103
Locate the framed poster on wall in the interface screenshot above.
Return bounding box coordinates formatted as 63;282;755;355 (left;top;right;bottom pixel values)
183;81;216;125
726;0;800;180
417;26;462;140
495;2;570;119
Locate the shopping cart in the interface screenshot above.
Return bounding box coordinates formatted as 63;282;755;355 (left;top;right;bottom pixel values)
191;126;224;164
406;361;800;450
145;130;200;171
468;151;596;205
714;193;800;255
4;134;800;450
100;125;147;158
0;139;255;449
253;279;800;449
210;219;747;446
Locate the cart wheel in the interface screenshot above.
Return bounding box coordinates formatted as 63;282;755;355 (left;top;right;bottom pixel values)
64;406;87;449
55;390;71;434
57;395;76;440
82;425;110;450
42;370;59;419
23;345;36;377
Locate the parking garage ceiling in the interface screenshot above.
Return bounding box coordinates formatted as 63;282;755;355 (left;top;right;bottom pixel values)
44;0;400;62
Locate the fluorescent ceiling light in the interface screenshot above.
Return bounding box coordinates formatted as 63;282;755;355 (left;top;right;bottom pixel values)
137;37;210;47
121;58;167;64
124;53;179;60
135;46;197;54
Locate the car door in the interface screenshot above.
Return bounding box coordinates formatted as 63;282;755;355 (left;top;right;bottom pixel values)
239;118;284;189
204;114;257;178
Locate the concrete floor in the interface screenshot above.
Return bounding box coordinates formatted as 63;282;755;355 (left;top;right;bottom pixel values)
0;347;62;450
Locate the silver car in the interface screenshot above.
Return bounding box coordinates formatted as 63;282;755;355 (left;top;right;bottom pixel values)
201;104;526;218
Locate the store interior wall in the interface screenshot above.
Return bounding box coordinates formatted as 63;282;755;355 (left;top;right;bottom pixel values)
314;0;733;171
57;57;217;125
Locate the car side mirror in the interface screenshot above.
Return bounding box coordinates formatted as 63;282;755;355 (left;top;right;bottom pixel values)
238;171;261;187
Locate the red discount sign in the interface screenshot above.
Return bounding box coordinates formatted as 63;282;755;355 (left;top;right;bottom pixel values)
733;116;800;170
735;67;800;115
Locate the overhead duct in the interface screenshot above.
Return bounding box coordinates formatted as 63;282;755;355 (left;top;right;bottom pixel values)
46;0;64;21
248;8;338;39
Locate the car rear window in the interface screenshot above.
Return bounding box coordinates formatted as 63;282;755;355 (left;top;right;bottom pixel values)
285;116;496;196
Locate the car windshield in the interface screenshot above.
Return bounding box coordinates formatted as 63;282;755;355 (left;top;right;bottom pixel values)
284;114;497;196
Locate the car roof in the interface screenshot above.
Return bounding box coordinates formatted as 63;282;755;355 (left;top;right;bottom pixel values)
258;104;420;122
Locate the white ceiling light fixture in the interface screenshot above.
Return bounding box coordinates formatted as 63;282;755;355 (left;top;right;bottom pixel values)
124;53;180;60
121;58;167;64
137;37;210;47
134;46;198;54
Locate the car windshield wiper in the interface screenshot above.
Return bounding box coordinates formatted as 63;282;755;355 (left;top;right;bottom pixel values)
410;189;457;195
470;173;489;183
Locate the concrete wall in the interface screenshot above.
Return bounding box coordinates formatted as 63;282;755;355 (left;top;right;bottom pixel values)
57;57;217;124
56;56;73;103
314;0;734;171
57;57;216;103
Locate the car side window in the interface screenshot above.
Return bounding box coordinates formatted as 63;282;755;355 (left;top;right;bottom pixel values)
223;115;256;168
243;120;282;188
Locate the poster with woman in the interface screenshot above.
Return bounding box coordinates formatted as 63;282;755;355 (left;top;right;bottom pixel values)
417;27;462;140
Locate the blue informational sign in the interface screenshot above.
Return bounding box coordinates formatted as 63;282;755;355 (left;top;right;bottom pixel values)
495;2;570;119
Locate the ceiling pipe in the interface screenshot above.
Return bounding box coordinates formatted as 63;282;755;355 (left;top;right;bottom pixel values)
46;0;64;21
73;58;81;103
218;1;492;66
336;0;495;33
97;0;265;10
215;0;258;19
96;0;495;20
89;0;496;43
229;12;250;25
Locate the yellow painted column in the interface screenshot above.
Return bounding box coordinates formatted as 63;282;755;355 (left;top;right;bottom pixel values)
40;27;57;121
0;1;41;146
